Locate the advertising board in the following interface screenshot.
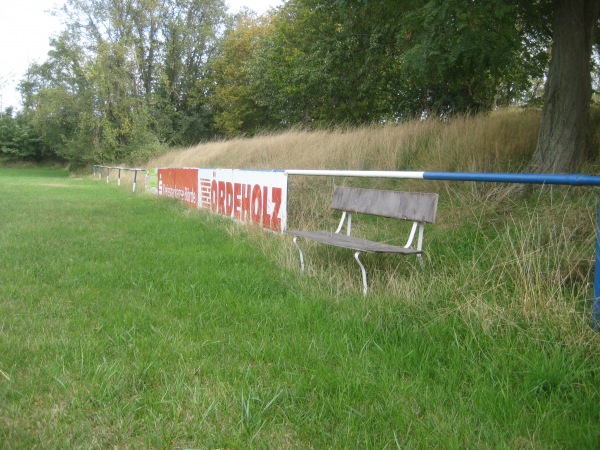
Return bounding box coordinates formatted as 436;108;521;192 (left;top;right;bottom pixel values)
157;168;199;208
198;169;287;232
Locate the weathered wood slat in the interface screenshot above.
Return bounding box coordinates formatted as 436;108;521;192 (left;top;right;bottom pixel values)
331;187;438;223
284;230;421;254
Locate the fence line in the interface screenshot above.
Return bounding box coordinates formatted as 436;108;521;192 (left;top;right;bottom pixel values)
93;165;147;192
284;169;600;186
93;165;600;329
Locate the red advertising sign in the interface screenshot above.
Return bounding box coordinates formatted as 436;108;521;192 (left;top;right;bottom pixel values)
157;168;199;208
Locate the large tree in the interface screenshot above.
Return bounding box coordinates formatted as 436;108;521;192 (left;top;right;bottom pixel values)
397;0;548;117
208;13;274;137
19;31;97;164
531;0;600;173
20;0;226;163
246;0;418;128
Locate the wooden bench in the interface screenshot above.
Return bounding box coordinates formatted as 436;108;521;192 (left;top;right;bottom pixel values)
285;187;439;295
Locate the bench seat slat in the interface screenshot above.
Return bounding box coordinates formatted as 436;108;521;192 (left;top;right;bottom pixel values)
285;230;421;254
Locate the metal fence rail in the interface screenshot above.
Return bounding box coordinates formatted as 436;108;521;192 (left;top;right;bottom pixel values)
93;165;147;192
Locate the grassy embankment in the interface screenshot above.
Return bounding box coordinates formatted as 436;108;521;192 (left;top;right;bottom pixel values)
145;108;600;330
1;108;599;447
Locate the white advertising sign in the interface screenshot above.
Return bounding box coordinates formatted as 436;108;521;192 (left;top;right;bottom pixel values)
198;169;288;232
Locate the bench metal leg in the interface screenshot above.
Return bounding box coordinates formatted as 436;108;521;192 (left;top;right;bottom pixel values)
354;251;368;296
292;236;305;271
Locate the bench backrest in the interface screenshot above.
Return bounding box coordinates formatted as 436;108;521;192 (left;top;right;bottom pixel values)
331;187;438;223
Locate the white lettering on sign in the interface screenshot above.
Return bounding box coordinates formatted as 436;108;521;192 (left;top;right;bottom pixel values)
157;168;199;208
163;185;197;205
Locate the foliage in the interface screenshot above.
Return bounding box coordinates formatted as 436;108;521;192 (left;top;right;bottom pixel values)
208;13;275;137
10;0;598;166
231;0;554;129
396;0;550;116
0;108;44;161
247;0;411;127
18;0;226;165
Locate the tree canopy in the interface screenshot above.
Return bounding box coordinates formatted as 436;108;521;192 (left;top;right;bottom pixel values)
3;0;598;171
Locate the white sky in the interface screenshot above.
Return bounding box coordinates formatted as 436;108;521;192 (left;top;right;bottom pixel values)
0;0;280;110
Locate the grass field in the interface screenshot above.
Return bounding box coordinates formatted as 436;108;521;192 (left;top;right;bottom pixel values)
1;166;599;448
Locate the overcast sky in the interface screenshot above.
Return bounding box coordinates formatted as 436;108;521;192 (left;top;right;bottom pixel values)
0;0;280;110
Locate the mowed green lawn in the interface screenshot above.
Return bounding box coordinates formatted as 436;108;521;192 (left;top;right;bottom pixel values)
1;167;599;448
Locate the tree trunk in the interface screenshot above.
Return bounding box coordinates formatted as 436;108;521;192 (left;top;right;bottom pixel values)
531;0;600;173
303;103;311;129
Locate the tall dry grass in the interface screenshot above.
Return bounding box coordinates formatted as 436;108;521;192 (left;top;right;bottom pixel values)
145;107;540;172
141;106;542;229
